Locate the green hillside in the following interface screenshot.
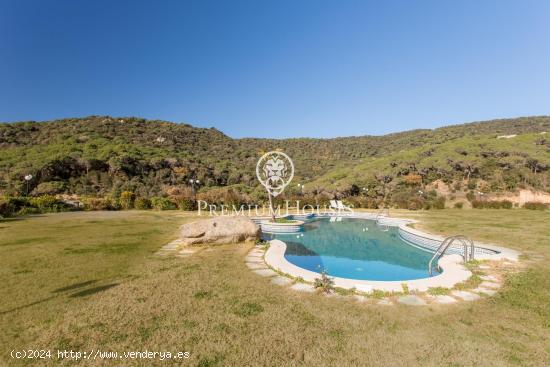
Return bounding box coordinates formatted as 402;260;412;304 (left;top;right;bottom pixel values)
1;115;549;208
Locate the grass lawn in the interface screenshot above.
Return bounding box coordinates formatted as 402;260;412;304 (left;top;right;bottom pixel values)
1;209;549;366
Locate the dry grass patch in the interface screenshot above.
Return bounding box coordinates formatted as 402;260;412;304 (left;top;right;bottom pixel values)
1;210;549;366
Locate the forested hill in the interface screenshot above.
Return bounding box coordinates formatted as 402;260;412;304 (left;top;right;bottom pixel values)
0;115;549;199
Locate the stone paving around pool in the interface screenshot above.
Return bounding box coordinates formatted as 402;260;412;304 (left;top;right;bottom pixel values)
245;244;523;306
155;238;525;307
155;238;199;258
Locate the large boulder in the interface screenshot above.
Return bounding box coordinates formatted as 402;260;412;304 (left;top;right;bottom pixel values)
179;216;260;246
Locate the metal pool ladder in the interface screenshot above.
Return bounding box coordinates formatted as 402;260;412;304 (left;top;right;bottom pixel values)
429;235;475;276
375;208;390;232
375;207;390;220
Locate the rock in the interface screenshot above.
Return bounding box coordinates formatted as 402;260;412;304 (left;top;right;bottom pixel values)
473;287;497;296
428;295;457;304
353;295;368;302
245;254;263;260
175;249;196;258
245;257;264;264
451;290;480;301
248;250;265;257
290;283;315;293
397;295;427;306
246;262;268;270
271;276;293;286
252;269;277;277
179;217;260;245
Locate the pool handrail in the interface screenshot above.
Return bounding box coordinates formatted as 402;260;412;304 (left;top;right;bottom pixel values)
429;235;475;276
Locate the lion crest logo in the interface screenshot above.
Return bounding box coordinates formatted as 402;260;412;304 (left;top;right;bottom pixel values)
256;151;294;197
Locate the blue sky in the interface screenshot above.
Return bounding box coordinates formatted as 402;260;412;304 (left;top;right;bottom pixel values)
1;0;549;138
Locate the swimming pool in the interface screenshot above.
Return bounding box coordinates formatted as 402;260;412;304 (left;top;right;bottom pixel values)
262;217;438;281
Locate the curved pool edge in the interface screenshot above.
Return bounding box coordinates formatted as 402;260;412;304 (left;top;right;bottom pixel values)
264;213;521;292
396;222;521;262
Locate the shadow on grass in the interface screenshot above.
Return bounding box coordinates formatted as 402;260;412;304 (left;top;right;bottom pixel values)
1;282;120;315
53;280;98;293
0;296;58;315
0;215;47;223
0;217;27;226
69;283;119;298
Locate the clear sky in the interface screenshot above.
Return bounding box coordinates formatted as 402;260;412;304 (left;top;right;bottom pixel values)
1;0;549;138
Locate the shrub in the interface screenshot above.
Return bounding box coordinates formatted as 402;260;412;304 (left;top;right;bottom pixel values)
407;196;424;210
0;197;14;217
471;200;513;209
471;200;483;209
29;195;60;211
134;197;152;210
454;202;464;209
31;181;66;196
197;187;250;207
107;196;122;210
523;202;548;210
119;191;135;210
17;206;40;216
500;200;513;209
175;198;196;211
430;197;446;209
390;190;414;209
82;197;115;211
151;197;176;210
0;196;39;217
6;196;31;208
165;186;196;210
313;268;335;293
402;174;422;186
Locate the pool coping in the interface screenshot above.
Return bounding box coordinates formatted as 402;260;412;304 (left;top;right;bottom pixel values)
264;213;520;292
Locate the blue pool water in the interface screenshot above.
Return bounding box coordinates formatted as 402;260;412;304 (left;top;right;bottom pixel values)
262;217;438;281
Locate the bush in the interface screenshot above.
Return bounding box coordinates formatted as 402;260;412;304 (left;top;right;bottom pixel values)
5;196;31;208
500;200;513;209
407;196;424;210
342;196;380;209
197;187;250;207
390;190;415;209
0;197;15;217
82;197;116;211
31;181;66;196
134;197;152;210
313;268;334;294
402;174;422;186
454;202;464;209
119;191;135;210
429;197;446;209
17;206;40;216
151;197;176;210
29;195;66;212
471;200;513;209
0;197;34;217
471;200;483;209
175;198;196;211
523;202;548;210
